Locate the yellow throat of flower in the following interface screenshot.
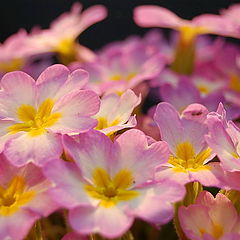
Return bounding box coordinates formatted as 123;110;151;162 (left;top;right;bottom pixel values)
110;72;137;82
8;98;61;137
0;58;24;73
199;223;224;239
171;25;207;75
85;168;139;207
56;38;78;65
168;141;212;172
230;74;240;92
0;176;35;216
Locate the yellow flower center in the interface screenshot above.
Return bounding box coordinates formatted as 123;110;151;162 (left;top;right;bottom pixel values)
199;223;224;239
95;117;120;131
197;84;210;95
56;38;77;64
212;223;224;239
230;74;240;92
85;168;139;207
110;72;137;82
8;99;61;137
0;58;24;72
0;176;35;216
168;142;212;172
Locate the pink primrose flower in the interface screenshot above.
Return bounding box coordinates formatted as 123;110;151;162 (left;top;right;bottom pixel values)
134;5;237;39
206;103;240;173
179;191;240;240
154;102;225;187
43;129;185;238
0;153;58;240
30;3;107;63
94;89;141;136
0;64;100;166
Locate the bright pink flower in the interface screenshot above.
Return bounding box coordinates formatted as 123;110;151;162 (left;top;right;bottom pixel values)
94;89;141;136
134;6;236;38
43;129;185;238
179;191;240;240
0;64;100;166
154;102;224;187
30;3;107;63
0;153;58;240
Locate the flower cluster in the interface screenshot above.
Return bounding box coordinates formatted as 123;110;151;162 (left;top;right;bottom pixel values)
1;2;240;240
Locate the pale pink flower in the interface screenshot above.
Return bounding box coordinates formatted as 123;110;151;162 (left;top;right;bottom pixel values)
43;129;185;238
221;4;240;37
134;6;236;38
0;64;100;166
179;191;240;240
30;3;107;63
0;153;58;240
94;89;141;136
154;102;225;187
0;30;48;75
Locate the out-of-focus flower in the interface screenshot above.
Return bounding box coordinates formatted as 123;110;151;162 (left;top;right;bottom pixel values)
70;31;165;95
154;102;224;187
134;5;236;39
157;70;225;113
134;6;236;74
94;89;141;136
179;191;240;240
0;153;58;240
202;41;240;110
0;30;49;76
0;64;100;166
221;4;240;35
43;129;185;238
30;3;107;64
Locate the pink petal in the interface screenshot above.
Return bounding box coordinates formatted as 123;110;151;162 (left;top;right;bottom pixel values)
63;130;116;181
50;90;100;134
134;5;184;29
43;159;92;208
130;180;185;225
154;102;183;152
206;116;240;171
78;5;108;34
69;205;133;238
0;71;36;119
0;209;38;240
179;204;211;240
36;64;69;103
4;132;62;166
114;129;170;185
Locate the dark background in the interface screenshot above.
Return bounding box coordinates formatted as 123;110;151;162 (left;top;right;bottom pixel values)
1;0;240;49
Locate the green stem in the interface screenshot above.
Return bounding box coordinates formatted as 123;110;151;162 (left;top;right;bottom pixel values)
25;220;45;240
